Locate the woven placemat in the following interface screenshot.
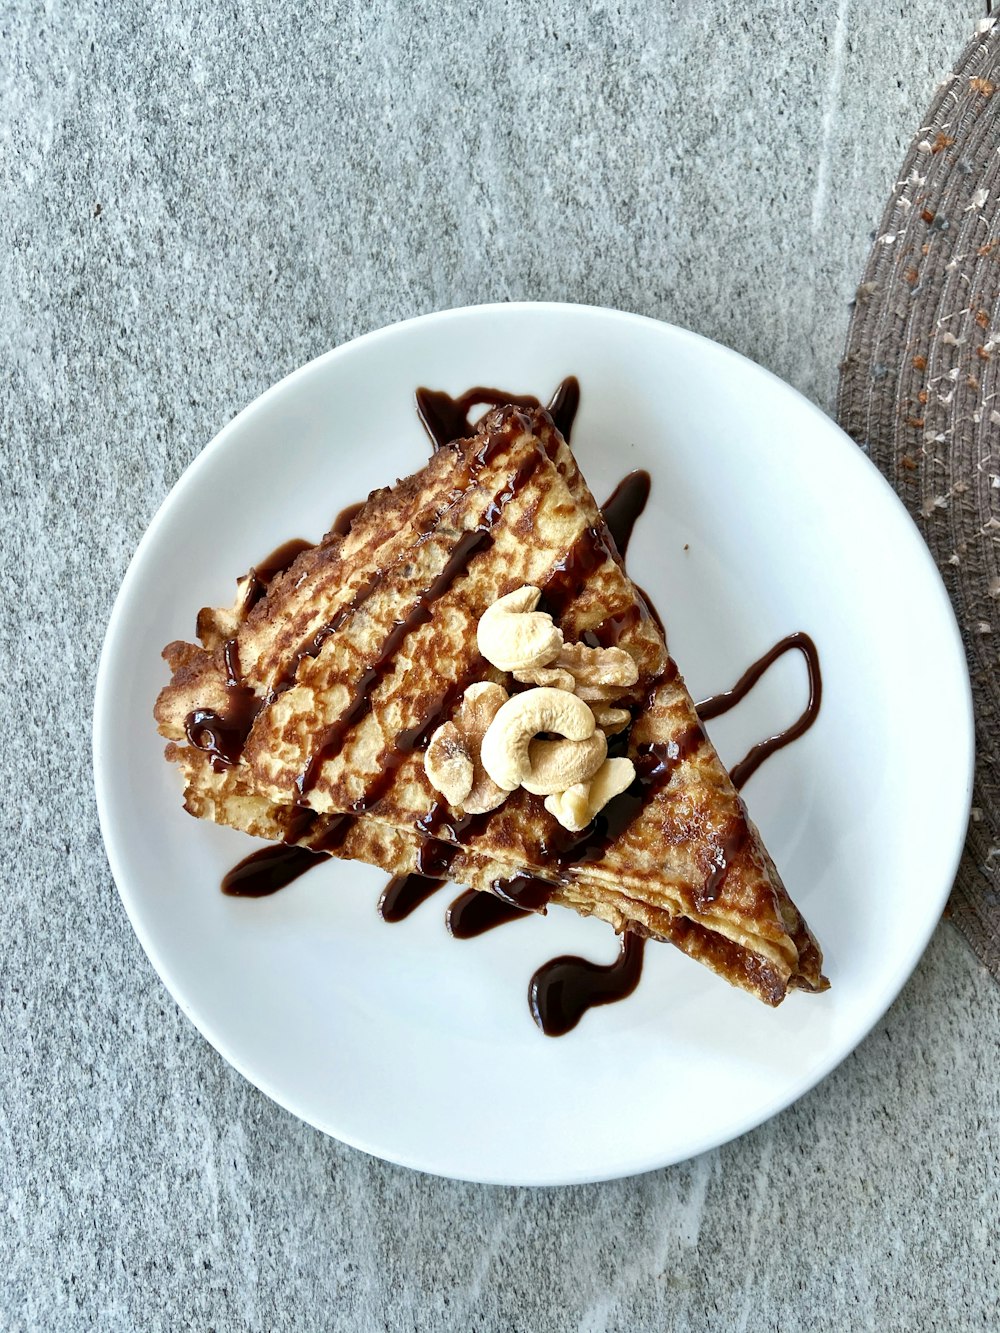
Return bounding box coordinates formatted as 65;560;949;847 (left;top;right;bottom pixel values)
839;18;1000;978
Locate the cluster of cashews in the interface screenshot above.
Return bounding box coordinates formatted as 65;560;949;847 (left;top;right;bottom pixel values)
424;586;637;831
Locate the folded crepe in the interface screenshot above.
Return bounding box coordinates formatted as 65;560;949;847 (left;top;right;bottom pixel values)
155;405;827;1005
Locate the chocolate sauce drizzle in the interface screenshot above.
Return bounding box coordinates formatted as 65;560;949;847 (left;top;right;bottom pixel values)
446;889;534;938
184;639;261;771
213;377;824;1037
331;501;365;537
222;843;325;897
700;814;750;905
490;873;557;912
528;933;646;1037
538;525;618;624
696;632;822;791
243;538;313;611
545;377;581;442
416;377;580;452
601;471;651;560
378;874;446;923
272;570;380;694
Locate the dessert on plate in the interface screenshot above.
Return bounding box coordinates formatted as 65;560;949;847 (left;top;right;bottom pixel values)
154;402;827;1007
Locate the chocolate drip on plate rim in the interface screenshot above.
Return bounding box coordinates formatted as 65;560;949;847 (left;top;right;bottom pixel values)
529;933;646;1037
221;843;326;897
378;874;447;923
446;889;535;938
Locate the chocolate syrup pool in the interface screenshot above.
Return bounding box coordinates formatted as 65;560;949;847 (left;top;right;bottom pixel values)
217;378;823;1037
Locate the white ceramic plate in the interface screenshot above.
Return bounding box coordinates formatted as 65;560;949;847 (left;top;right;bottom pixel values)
94;303;973;1185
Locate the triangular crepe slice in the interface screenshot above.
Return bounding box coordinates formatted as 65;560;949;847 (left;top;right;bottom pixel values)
156;407;827;1004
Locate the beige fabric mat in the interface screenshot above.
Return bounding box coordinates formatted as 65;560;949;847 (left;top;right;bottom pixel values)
839;18;1000;977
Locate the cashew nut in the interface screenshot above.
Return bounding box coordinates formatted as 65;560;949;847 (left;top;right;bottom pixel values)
522;728;607;796
424;681;509;813
454;682;510;814
424;722;474;806
476;586;563;673
457;680;509;733
480;687;599;792
431;594;640;814
544;757;637;832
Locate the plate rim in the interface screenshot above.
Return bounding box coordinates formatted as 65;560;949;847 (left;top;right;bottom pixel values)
93;300;976;1184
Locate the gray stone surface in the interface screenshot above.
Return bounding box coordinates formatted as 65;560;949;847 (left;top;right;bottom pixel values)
2;1;997;1328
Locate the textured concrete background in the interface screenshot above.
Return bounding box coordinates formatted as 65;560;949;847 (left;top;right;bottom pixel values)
3;2;998;1329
